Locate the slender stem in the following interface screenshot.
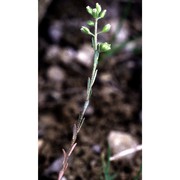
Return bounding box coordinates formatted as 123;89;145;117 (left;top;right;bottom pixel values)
94;18;98;50
58;17;100;180
91;18;99;82
97;31;103;35
77;18;99;132
87;18;99;101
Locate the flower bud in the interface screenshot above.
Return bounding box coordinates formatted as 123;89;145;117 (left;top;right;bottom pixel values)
86;6;93;15
99;42;111;52
102;24;111;33
99;9;106;19
92;8;98;18
96;3;102;14
87;20;94;26
80;26;93;35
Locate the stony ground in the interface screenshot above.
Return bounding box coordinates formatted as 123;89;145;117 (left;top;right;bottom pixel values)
39;0;142;179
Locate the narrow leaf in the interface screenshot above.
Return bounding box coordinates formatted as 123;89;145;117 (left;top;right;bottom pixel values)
87;77;91;90
87;20;94;26
82;100;89;116
92;37;95;48
87;77;91;96
72;124;77;143
62;149;67;164
94;50;99;62
93;50;99;70
77;117;85;132
89;89;92;98
91;69;98;86
68;143;77;156
77;115;81;131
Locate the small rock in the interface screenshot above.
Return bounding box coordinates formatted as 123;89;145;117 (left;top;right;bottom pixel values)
114;21;129;44
120;103;134;119
39;114;57;128
92;144;101;154
76;44;94;67
47;65;65;82
124;41;136;52
48;21;63;43
59;48;77;64
61;177;67;180
86;105;94;116
44;157;63;175
107;131;138;159
38;139;44;152
99;73;112;83
46;45;60;60
50;90;61;100
126;61;135;69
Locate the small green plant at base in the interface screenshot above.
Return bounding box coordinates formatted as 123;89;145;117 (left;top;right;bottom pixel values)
58;3;111;180
101;145;117;180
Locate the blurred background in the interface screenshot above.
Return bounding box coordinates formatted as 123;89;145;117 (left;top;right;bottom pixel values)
38;0;142;179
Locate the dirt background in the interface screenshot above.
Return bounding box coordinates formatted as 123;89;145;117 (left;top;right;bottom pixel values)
38;0;142;179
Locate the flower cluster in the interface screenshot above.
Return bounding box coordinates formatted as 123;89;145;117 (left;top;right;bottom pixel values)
80;3;111;52
86;3;106;19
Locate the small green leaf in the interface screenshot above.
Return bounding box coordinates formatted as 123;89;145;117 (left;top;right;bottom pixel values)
92;37;95;48
94;50;99;64
87;20;94;26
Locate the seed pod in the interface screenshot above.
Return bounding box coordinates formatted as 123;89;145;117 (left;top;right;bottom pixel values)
86;6;93;15
92;8;98;18
96;3;102;14
99;9;106;19
80;26;93;36
87;20;94;26
99;42;111;52
102;24;111;33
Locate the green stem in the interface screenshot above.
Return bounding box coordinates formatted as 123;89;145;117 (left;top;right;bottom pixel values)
94;18;98;50
87;18;99;100
78;18;99;131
